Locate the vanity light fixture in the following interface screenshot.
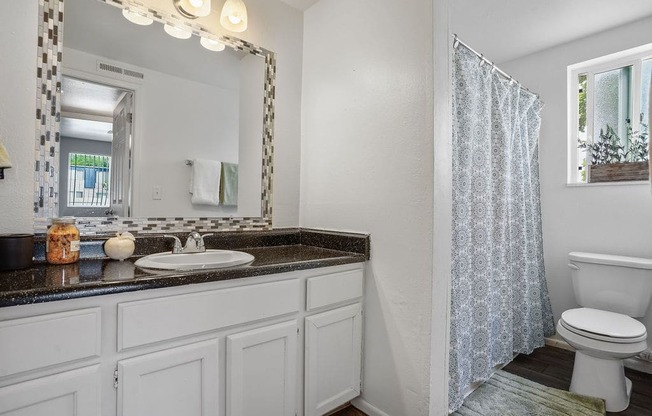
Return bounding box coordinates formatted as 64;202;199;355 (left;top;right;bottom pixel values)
200;37;226;51
220;0;248;32
121;8;154;26
163;23;193;39
173;0;211;19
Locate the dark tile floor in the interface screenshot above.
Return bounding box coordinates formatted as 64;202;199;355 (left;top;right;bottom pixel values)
503;346;652;416
330;405;367;416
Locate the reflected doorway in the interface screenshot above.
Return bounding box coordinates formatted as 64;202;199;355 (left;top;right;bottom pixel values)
59;76;133;217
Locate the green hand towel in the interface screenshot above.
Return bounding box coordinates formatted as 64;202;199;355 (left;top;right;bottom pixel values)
220;162;238;206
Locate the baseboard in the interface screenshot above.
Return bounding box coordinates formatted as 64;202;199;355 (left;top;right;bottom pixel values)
624;356;652;374
544;336;652;375
544;336;574;352
351;398;392;416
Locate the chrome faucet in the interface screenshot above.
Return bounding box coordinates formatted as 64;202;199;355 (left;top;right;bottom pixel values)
184;231;213;253
164;232;213;254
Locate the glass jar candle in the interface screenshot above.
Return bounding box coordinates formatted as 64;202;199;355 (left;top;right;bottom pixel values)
46;217;80;264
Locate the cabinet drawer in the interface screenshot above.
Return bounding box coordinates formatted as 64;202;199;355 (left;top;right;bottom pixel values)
306;269;363;311
0;308;101;378
118;279;300;350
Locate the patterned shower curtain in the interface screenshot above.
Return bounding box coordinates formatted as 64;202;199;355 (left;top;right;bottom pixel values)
448;44;555;412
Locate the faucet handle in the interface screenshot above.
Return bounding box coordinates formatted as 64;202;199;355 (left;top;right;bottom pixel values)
163;235;182;254
198;233;213;250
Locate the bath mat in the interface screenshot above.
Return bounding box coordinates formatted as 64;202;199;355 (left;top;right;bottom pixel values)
452;370;605;416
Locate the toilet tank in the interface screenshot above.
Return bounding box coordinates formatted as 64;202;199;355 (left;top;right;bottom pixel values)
568;252;652;317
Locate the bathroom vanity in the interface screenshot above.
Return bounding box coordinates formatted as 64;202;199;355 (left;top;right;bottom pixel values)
1;0;367;413
0;230;368;416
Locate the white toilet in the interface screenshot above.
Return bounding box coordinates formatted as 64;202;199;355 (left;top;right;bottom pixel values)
556;252;652;412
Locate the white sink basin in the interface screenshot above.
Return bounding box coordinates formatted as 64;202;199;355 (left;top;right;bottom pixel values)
134;249;255;271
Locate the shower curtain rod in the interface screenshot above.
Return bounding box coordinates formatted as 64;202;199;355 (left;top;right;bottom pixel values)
451;34;541;101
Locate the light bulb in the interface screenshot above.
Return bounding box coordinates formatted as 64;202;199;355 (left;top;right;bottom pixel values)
174;0;211;18
220;0;248;33
164;24;192;39
200;37;226;52
122;8;153;26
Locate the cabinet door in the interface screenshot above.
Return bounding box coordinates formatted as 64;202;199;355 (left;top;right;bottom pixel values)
118;339;220;416
0;365;100;416
226;320;297;416
305;303;362;416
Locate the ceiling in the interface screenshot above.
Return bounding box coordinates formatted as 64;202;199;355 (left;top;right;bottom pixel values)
277;0;652;62
451;0;652;64
60;118;114;142
60;77;126;142
277;0;320;11
61;77;126;117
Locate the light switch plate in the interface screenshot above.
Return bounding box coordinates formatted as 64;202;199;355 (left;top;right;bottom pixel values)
152;185;162;200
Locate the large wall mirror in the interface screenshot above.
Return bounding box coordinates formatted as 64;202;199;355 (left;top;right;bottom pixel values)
34;0;275;234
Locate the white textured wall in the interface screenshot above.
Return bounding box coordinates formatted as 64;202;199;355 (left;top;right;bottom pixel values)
500;17;652;339
431;0;452;413
0;0;302;230
301;1;436;415
0;0;38;233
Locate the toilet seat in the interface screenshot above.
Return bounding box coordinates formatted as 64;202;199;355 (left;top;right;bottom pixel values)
560;308;647;344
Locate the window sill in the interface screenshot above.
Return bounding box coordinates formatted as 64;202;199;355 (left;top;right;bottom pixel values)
566;180;650;187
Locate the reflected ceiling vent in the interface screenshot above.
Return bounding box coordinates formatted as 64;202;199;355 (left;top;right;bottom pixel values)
96;61;144;83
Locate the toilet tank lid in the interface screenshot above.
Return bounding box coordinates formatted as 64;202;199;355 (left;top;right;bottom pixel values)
569;252;652;269
562;308;647;338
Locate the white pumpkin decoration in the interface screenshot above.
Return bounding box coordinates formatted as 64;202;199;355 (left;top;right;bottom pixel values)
104;232;136;261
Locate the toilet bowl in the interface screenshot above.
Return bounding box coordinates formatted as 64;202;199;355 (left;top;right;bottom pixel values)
557;307;647;412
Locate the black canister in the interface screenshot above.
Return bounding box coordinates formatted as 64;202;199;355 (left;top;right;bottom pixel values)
0;234;34;271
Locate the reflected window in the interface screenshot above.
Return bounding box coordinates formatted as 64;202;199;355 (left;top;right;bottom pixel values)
67;153;111;207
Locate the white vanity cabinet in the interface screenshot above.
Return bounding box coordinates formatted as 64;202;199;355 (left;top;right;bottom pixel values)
0;263;364;416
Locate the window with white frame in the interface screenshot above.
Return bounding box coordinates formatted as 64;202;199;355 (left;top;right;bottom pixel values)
568;44;651;184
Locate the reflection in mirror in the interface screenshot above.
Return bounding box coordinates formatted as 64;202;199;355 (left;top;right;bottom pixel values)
60;77;133;218
34;0;276;235
59;0;265;219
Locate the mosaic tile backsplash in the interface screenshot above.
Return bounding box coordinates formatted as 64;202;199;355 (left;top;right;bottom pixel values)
34;0;275;235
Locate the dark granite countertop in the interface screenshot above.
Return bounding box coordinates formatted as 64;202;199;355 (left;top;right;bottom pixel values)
0;229;369;307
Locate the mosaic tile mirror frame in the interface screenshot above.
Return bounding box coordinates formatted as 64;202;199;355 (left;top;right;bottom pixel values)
34;0;275;235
